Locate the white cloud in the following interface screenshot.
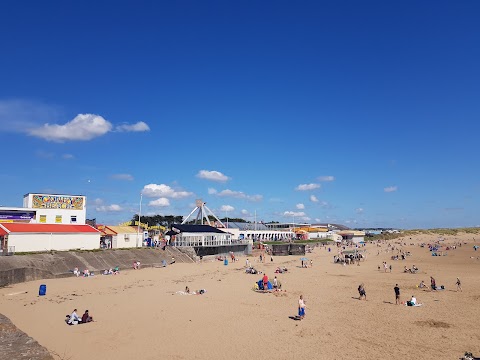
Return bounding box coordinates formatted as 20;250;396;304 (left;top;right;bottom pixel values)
295;183;320;191
142;183;193;199
93;198;104;206
96;204;123;212
318;176;335;182
208;188;218;195
283;211;306;217
384;186;398;193
28;114;113;142
116;121;150;132
310;195;319;203
241;209;249;215
296;203;305;210
217;189;263;202
355;207;364;214
220;205;234;212
196;170;230;182
149;198;170;207
0;99;61;132
320;201;330;208
111;173;134;181
62;154;74;159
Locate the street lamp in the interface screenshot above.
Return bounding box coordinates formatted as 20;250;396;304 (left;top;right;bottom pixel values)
136;193;143;247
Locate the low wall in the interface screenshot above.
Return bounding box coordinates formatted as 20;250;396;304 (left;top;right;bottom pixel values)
271;244;290;256
192;244;249;258
0;313;54;359
0;247;194;287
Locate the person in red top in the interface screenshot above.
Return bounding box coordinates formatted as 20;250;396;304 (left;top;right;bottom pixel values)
262;274;269;290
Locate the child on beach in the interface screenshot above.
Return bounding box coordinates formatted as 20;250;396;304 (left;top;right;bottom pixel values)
456;278;462;292
358;283;366;300
298;295;306;319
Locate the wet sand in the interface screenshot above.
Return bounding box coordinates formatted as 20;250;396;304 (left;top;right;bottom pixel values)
1;232;479;360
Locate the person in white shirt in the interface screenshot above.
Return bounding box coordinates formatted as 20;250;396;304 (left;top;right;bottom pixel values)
298;295;306;319
273;276;278;289
68;309;80;325
410;296;417;305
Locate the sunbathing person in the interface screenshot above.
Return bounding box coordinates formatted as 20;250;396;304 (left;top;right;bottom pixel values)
81;310;93;323
67;309;80;325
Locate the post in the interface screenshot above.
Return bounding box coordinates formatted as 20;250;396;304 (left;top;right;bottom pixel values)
137;193;143;247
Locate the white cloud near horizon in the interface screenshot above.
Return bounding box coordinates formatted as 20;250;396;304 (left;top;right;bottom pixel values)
149;198;170;207
310;195;319;203
216;189;263;202
220;205;234;212
142;183;193;199
296;203;305;209
116;121;150;132
355;207;364;214
295;183;320;191
196;170;230;182
384;186;398;193
96;204;123;212
318;176;335;182
241;209;249;215
283;211;306;217
111;173;134;181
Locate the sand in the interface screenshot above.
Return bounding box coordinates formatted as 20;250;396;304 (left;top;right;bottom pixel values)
1;233;480;360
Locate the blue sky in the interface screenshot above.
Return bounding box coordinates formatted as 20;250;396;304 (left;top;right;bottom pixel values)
1;1;479;229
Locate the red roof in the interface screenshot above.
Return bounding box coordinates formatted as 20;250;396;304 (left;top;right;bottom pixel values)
0;223;100;234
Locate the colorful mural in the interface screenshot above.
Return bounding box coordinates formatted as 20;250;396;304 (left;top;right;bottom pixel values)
31;195;84;210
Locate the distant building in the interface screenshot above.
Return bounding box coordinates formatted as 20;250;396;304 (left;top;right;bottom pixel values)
0;223;100;253
0;193;87;225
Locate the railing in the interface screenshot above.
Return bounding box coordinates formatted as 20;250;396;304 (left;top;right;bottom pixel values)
174;239;250;247
0;246;15;256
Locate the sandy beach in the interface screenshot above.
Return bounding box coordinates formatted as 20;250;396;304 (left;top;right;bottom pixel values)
1;233;480;360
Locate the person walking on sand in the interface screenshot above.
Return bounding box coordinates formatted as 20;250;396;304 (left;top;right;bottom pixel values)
394;284;400;305
298;295;306;319
456;277;462;292
358;283;366;300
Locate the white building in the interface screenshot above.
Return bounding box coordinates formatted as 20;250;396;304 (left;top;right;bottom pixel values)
100;225;141;249
0;223;100;253
23;193;87;225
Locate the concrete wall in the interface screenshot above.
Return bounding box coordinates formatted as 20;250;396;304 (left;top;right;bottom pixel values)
272;244;290;256
0;247;194;287
8;233;99;252
193;244;249;258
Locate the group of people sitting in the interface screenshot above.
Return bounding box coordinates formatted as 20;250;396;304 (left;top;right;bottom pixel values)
103;267;120;275
66;309;93;325
245;266;260;274
183;286;206;295
73;268;94;277
274;266;288;274
403;265;419;273
406;295;419;306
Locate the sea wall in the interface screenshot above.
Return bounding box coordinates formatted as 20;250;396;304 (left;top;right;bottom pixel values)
0;313;54;360
0;247;194;287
